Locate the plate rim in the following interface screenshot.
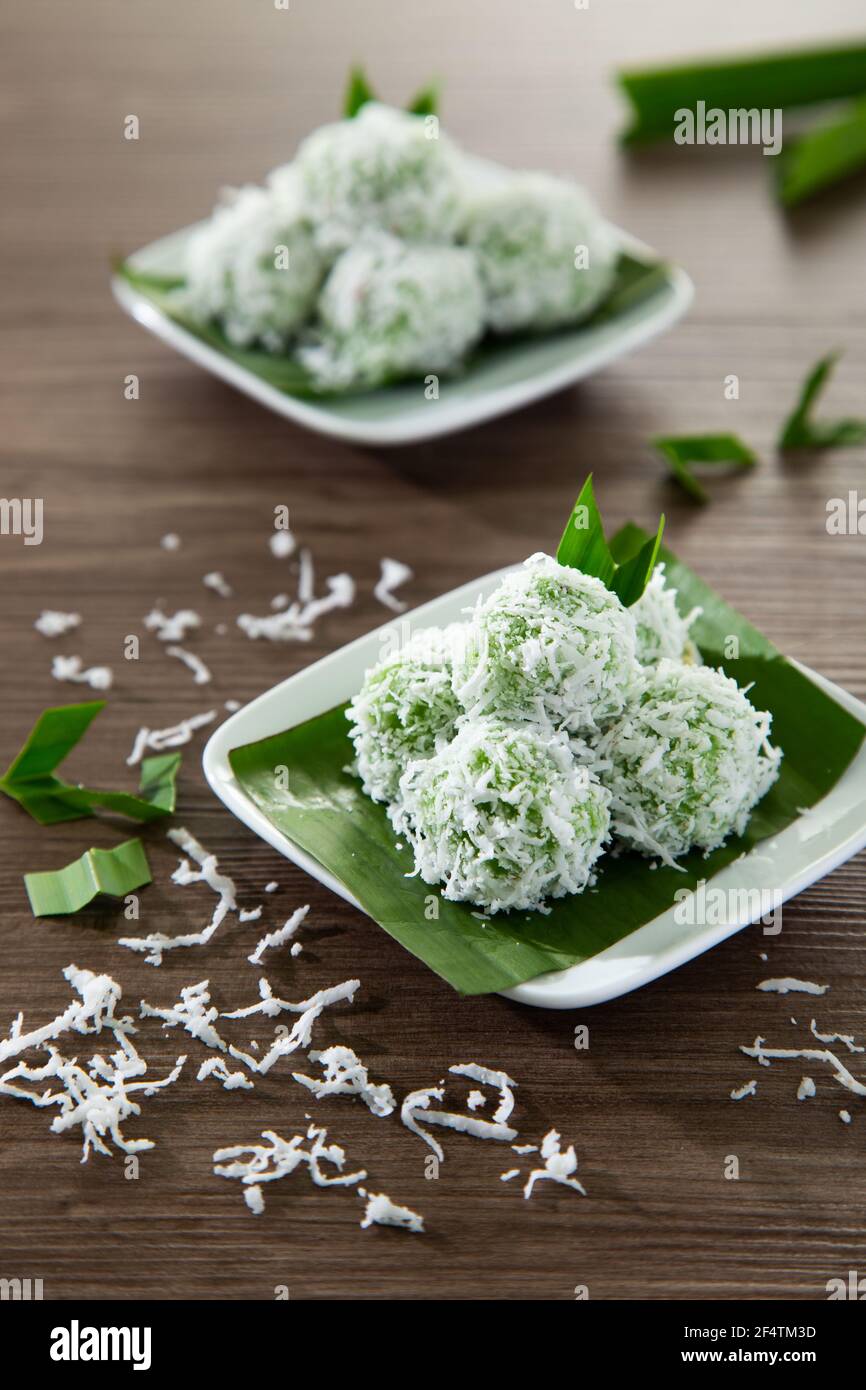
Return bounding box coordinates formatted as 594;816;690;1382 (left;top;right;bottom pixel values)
112;225;693;446
201;568;866;1010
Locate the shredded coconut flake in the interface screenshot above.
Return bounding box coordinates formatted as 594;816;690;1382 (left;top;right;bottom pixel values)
222;979;360;1075
119;827;237;964
730;1079;758;1100
247;905;309;965
809;1018;863;1053
126;709;216;765
757;978;828;996
374;557;413;613
360;1191;424;1233
293;1046;395;1116
160;533;181;551
144;605;201;642
270;530;296;559
0;964;134;1066
400;1078;517;1163
166;645;212;685
213;1124;366;1211
35;610;81;637
523;1129;586;1199
797;1076;816;1100
51;654;113;691
141;980;230;1053
237;573;355;642
740;1035;866;1098
0;1031;184;1162
203;571;233;598
197;1057;254;1091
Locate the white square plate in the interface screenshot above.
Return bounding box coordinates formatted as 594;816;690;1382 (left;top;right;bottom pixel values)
202;568;866;1010
113;224;692;447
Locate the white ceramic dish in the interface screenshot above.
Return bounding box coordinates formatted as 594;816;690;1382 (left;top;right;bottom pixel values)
113;224;692;447
202;567;866;1010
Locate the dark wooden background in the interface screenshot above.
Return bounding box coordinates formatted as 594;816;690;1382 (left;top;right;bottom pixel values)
1;0;865;1301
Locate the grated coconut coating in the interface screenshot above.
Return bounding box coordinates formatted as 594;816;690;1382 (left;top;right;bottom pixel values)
300;232;485;391
452;554;640;735
184;178;324;350
346;624;467;803
596;659;781;866
294;102;465;258
394;718;611;914
630;563;702;667
463;171;617;334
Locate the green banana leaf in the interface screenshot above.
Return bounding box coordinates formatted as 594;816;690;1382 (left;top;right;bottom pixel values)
229;530;865;995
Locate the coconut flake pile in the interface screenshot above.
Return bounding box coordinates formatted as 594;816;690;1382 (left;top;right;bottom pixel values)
213;1124;367;1214
0;966;184;1162
293;1045;395;1117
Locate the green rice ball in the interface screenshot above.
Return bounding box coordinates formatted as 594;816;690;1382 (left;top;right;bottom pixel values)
463;171;618;334
347;625;466;804
597;660;782;865
452;554;640;735
295;102;465;257
394;718;611;914
183;179;324;350
630;564;702;667
299;232;485;391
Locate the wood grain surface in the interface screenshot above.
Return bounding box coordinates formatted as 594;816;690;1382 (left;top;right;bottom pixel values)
1;0;865;1302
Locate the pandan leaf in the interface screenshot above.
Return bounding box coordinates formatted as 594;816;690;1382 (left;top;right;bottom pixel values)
610;513;665;605
0;701;181;825
778;98;866;206
778;353;866;450
617;42;866;146
556;475;616;585
557;475;663;605
652;433;757;503
343;65;377;118
24;839;152;917
407;83;439;118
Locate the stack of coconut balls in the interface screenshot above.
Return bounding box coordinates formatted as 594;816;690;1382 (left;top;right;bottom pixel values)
182;102;619;389
347;557;782;915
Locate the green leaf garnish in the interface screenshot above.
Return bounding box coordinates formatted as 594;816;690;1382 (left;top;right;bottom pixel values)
617;41;866;145
610;517;665;606
556;475;616;585
777;98;866;206
343;65;377;118
652;434;756;504
778;353;866;450
229;536;865;995
556;475;663;605
406;82;439;117
0;702;181;825
24;839;152;917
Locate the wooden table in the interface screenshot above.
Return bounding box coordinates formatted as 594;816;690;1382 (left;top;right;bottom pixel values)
1;0;864;1302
